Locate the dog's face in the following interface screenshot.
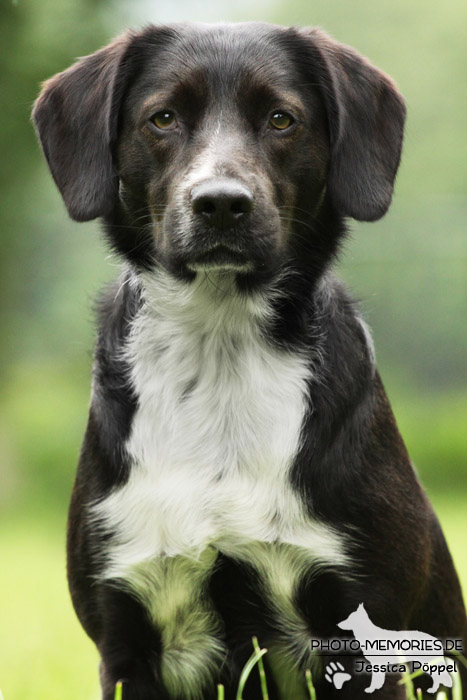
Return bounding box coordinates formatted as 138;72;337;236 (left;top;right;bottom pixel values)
33;23;406;283
116;25;330;278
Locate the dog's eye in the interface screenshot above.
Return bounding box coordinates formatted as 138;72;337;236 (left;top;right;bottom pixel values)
269;112;294;130
150;111;178;130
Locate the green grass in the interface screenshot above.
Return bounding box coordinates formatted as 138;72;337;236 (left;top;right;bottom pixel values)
0;498;465;700
111;649;459;700
109;649;462;700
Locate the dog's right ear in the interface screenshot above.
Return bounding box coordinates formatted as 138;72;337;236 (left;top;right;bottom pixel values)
32;33;134;222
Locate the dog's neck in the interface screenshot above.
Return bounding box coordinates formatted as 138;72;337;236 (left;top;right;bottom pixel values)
135;266;283;340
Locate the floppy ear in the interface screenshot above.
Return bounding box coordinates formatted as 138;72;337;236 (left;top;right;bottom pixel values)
298;29;406;222
32;34;134;222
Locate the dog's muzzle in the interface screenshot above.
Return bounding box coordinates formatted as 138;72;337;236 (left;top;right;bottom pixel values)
187;177;256;270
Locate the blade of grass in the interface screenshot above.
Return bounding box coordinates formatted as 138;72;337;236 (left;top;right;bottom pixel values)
252;637;269;700
114;680;123;700
305;669;316;700
217;683;225;700
236;647;268;700
399;663;416;700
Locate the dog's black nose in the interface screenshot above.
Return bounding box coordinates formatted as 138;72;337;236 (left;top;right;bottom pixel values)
191;179;254;229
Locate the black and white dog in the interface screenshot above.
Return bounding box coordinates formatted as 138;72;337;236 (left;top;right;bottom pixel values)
33;22;466;700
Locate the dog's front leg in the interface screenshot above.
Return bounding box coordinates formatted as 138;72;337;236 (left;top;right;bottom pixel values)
97;585;171;700
96;552;228;700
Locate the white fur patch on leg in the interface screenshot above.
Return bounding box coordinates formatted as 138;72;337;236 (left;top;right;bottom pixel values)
116;549;225;699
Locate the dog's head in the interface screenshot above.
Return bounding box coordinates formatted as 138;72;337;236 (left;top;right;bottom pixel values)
33;23;405;281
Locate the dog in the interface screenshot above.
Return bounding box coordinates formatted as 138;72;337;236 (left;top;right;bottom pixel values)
32;22;466;700
338;603;454;694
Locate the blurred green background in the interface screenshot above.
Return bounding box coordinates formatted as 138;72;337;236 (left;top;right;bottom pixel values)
0;0;465;698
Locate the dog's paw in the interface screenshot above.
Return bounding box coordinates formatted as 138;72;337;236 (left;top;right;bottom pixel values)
324;661;352;689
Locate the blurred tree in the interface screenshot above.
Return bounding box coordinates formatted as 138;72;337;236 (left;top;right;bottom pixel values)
0;0;109;377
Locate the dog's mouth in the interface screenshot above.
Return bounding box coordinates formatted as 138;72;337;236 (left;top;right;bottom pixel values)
186;246;254;272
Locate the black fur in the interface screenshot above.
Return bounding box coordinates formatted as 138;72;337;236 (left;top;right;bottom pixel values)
33;22;466;700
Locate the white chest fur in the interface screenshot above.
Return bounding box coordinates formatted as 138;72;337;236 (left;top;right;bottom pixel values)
93;270;346;572
91;270;348;696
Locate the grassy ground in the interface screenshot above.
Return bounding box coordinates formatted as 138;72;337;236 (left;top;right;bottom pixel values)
0;493;465;700
0;512;100;700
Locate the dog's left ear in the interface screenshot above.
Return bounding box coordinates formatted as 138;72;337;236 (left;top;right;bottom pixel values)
32;33;134;222
296;28;406;222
